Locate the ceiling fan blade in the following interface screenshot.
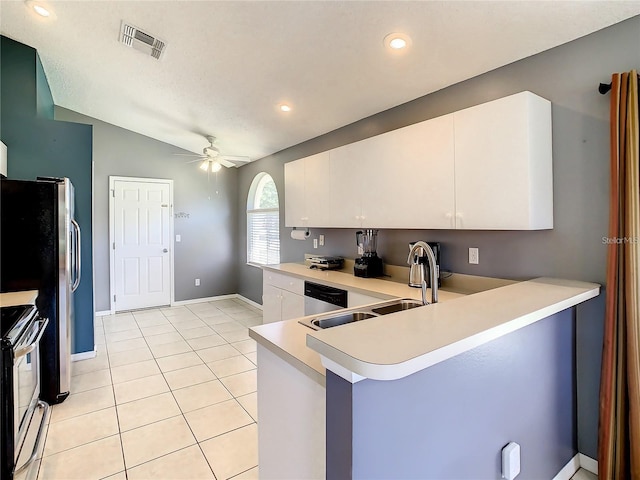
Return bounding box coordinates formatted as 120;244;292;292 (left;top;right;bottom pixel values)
185;158;206;164
221;155;251;163
218;159;236;169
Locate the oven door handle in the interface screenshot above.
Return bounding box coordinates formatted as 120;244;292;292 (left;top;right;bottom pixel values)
14;400;50;476
14;318;49;360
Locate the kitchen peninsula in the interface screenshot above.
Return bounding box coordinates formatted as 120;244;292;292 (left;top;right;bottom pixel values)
249;266;599;479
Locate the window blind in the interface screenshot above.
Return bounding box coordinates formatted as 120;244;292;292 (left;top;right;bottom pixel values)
247;208;280;265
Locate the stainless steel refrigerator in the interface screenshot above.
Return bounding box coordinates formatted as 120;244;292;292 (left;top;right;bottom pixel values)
0;177;80;404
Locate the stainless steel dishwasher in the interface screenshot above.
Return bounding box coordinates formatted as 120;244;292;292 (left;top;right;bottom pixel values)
303;281;348;316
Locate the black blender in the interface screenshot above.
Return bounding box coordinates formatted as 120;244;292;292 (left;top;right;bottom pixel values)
354;229;383;278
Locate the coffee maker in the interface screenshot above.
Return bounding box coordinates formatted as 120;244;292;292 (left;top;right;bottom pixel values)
354;229;383;278
408;241;441;288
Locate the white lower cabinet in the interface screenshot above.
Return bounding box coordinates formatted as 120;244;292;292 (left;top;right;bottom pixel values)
262;271;304;324
257;344;325;479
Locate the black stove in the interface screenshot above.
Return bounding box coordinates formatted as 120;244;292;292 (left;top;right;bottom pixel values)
1;305;38;342
1;303;49;479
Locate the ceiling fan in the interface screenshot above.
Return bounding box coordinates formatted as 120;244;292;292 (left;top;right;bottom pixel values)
175;135;250;172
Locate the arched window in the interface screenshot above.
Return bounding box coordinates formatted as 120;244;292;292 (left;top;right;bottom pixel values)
247;172;280;265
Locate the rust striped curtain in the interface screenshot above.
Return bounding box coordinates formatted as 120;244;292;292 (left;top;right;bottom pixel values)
599;70;640;479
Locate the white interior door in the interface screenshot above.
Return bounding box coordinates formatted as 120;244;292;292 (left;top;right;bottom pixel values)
112;179;172;311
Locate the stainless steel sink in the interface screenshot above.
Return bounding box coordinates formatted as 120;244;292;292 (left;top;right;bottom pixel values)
299;298;427;330
309;311;379;330
371;299;424;315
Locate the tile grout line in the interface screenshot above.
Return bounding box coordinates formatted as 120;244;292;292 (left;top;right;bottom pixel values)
103;320;129;480
38;301;260;480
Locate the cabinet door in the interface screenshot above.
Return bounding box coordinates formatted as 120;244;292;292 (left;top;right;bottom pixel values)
284;159;306;227
329;143;363;228
453;92;552;230
262;284;282;324
281;290;304;321
304;152;332;227
360;114;455;229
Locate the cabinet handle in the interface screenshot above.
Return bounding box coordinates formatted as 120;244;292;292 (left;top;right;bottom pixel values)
301;217;309;221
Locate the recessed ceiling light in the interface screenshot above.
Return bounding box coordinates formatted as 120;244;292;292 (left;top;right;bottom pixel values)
33;4;49;16
384;33;412;51
279;104;292;113
389;38;406;49
25;0;55;19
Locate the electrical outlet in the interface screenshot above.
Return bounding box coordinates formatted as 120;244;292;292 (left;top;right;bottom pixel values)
313;238;318;249
195;278;200;286
319;234;325;246
469;247;479;265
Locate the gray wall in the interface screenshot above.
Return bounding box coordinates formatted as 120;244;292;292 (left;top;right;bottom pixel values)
326;310;576;479
237;16;640;459
55;108;239;312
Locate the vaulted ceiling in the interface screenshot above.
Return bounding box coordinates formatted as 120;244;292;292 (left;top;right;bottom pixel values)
2;1;639;162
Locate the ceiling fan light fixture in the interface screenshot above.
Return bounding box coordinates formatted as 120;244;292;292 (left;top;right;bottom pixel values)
211;162;222;173
200;160;210;171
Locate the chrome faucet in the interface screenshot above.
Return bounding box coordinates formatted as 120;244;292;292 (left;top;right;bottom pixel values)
407;241;439;305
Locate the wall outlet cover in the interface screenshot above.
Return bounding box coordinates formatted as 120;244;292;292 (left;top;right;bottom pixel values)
502;442;520;480
469;247;479;265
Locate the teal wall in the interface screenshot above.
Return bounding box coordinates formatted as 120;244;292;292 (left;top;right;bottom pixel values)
1;35;94;354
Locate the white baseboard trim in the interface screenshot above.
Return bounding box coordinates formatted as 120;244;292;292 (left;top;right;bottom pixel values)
95;310;112;317
553;454;580;480
71;347;97;362
171;294;237;306
579;453;598;475
236;294;262;310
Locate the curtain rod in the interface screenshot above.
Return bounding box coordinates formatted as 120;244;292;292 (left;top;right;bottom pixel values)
599;82;612;95
599;74;640;94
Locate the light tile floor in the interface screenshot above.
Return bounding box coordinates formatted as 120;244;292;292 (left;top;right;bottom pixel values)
32;298;262;480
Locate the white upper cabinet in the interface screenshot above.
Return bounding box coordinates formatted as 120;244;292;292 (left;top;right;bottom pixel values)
453;91;553;230
284;159;305;227
284;91;552;231
329;143;364;228
284;152;331;227
304;152;332;226
360;114;455;229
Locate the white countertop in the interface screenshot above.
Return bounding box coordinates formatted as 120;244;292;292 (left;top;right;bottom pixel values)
0;290;38;307
250;265;599;384
250;318;326;386
261;263;466;302
306;277;599;382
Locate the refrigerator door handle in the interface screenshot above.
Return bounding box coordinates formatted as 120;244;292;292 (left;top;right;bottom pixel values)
71;219;81;292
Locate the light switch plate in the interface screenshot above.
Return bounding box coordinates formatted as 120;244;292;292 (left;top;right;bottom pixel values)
176;234;181;242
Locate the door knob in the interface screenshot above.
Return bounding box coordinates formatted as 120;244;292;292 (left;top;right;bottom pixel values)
163;248;168;253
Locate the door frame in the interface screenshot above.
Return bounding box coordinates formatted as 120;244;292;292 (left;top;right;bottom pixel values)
108;176;175;314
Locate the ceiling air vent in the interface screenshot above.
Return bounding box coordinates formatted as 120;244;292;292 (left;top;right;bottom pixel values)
119;22;166;60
